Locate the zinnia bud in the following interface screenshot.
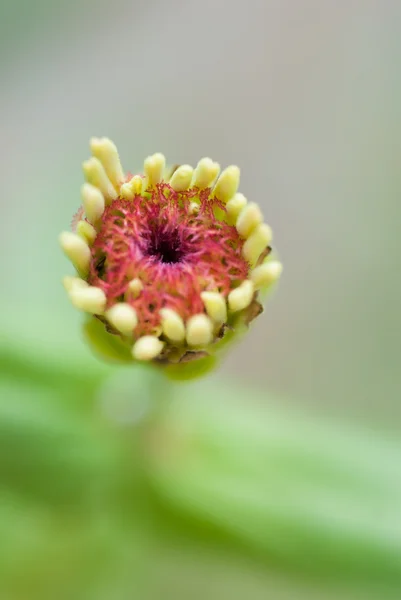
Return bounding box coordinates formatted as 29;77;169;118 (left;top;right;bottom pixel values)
59;138;282;378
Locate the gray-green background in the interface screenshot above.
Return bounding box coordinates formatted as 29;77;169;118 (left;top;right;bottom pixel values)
0;1;400;599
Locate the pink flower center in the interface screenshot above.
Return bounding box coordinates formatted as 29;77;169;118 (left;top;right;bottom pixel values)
88;183;249;336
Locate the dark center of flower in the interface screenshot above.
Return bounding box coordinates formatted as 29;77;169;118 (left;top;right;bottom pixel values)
147;227;184;264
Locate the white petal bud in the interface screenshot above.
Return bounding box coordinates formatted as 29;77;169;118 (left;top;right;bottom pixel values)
213;165;240;203
228;280;254;312
251;261;283;290
236;202;263;238
69;286;106;314
242;223;273;266
81;183;105;225
160;308;186;342
76;220;97;246
59;231;91;277
192;158;220;189
106;303;138;335
144;153;166;186
132;336;164;361
120;175;143;199
90;137;124;188
126;278;143;299
226;193;247;225
169;165;194;191
186;314;214;346
62;276;88;293
82;157;117;204
200;291;227;323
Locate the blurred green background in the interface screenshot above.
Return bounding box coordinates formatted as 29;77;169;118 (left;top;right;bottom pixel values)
0;1;400;598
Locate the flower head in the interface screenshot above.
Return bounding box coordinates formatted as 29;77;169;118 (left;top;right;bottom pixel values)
60;138;282;376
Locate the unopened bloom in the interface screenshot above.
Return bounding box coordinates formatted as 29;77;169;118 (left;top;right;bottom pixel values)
59;138;282;377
